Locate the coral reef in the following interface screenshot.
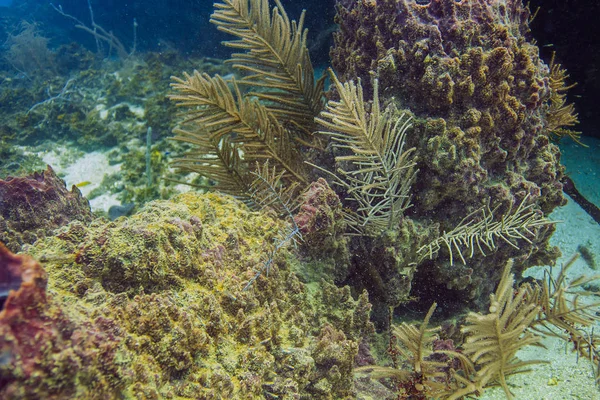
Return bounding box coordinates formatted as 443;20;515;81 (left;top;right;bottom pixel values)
0;0;594;398
0;166;93;252
0;42;231;209
165;0;571;323
330;0;568;309
8;192;373;398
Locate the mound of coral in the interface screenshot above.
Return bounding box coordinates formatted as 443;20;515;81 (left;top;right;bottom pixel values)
331;0;568;310
0;191;374;398
0;166;93;252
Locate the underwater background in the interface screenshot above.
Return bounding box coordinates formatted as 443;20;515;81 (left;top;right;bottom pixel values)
0;0;599;399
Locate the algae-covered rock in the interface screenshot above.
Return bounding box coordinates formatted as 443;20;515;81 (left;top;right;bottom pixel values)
6;191;373;398
76;200;205;294
0;165;93;252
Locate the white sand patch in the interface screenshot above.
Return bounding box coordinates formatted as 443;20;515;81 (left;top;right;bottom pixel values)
89;193;122;213
40;149;122;213
36;145;68;168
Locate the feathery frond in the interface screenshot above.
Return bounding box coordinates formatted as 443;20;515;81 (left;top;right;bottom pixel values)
170;127;250;198
169;71;308;194
460;260;545;399
418;195;555;265
355;303;478;399
243;162;302;290
354;303;451;397
211;0;324;132
393;303;444;376
547;52;583;145
247;161;301;221
313;70;417;235
528;254;600;369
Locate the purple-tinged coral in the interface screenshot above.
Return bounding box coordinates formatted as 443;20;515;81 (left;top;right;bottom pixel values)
331;0;567;309
310;324;358;398
0;165;93;252
0;242;48;315
294;178;350;278
295;178;345;244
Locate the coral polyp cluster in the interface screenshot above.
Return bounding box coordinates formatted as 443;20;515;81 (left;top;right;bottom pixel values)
331;0;570;309
333;0;563;210
1;192;372;398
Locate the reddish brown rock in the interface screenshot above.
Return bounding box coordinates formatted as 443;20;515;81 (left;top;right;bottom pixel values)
0;243;124;398
0;165;93;252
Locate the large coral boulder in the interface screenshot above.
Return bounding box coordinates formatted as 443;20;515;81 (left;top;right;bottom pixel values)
9;192;373;398
331;0;566;309
0;165;93;252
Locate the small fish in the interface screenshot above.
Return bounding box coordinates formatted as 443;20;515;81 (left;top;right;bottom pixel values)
75;181;92;188
151;150;162;164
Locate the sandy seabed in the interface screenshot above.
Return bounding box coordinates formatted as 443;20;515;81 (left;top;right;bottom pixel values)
482;137;600;400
